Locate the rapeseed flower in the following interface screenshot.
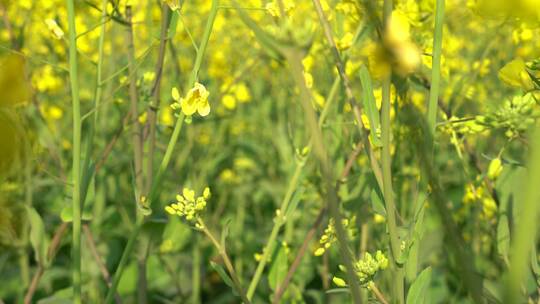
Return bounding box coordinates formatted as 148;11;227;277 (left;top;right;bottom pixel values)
171;83;211;117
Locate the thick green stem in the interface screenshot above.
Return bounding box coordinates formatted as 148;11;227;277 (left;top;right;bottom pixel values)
505;127;540;303
381;78;404;303
427;0;445;134
380;1;405;302
66;0;82;302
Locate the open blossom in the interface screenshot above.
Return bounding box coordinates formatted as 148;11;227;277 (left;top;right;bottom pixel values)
171;83;210;117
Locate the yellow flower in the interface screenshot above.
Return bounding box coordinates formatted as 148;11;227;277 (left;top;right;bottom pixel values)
337;32;354;51
233;83;251;103
487;158;503;180
498;58;534;91
265;0;295;17
163;0;180;11
222;94;236;110
165;187;210;223
45;19;64;39
179;83;211;117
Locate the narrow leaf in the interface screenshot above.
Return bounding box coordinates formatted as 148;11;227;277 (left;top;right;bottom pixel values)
406;267;432;304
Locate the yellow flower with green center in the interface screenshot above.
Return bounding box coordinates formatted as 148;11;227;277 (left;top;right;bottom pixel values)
171;83;211;117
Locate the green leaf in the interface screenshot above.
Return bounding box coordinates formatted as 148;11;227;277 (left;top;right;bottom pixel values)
285;187;304;219
370;189;386;217
221;218;233;249
167;10;179;39
406;267;432;304
159;216;191;253
531;245;540;285
26;206;50;267
268;244;288;291
497;213;510;258
325;288;350;294
60;205;93;222
210;261;235;291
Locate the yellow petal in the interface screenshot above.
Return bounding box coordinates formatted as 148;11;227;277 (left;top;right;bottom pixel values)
171;87;180;101
197;101;211;116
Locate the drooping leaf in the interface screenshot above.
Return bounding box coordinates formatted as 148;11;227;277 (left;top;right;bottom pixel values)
268;244;288;291
370;188;386;217
26;206;50;266
210;261;235;291
406;267;432;304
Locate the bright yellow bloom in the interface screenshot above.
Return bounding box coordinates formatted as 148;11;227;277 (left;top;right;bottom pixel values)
165;187;211;223
171;83;211;117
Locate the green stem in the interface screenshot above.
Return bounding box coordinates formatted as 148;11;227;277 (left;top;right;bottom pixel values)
246;164;302;299
66;0;82;302
148;0;219;204
505;127;540;303
199;220;251;304
192;238;201;304
427;0;445;134
380;1;405;302
381;78;404;303
246;76;340;299
287;49;363;304
105;1;219;301
104;217;143;304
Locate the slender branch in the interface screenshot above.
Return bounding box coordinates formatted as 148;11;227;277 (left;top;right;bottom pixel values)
106;2;219;301
94;110;133;173
369;283;389;304
82;225;122;304
272;142;364;303
144;4;171;193
199;220;251;304
65;0;82;301
24;223;69;304
125;4;144;197
427;0;445;134
286;48;362;303
310;0;383;192
246;70;342;300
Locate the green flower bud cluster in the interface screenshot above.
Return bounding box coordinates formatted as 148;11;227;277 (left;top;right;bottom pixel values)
477;93;539;138
438;116;487;136
332;250;389;287
165;187;211;224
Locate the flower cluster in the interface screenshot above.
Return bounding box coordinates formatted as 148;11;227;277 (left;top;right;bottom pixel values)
265;0;295;18
171;83;211;117
477;93;539;138
165;187;211;225
332;250;389;287
314;216;355;256
462;182;497;220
